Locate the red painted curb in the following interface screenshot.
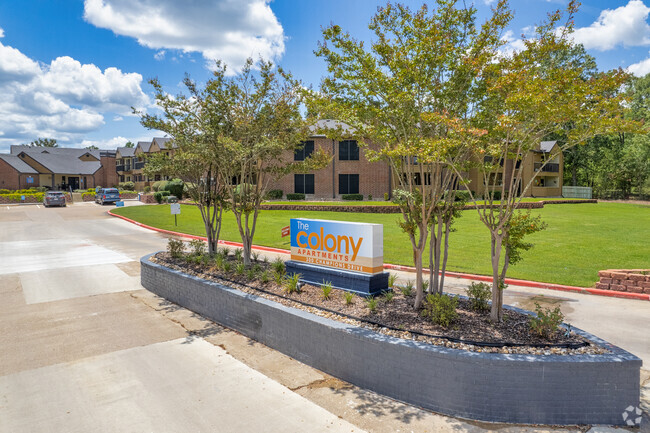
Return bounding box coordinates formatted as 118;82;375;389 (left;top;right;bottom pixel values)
109;210;650;302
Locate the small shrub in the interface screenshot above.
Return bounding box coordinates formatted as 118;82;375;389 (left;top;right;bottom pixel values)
152;180;168;192
118;181;135;191
219;246;230;257
153;191;170;204
222;261;232;273
272;257;285;274
286;193;305;200
342;194;363;201
402;280;414;296
388;273;397;288
466;282;491;311
321;281;333;300
265;189;283;200
235;262;245;276
273;269;285;285
365;296;378;313
284;273;301;293
529;303;564;339
454;191;471;202
422;279;429;293
234;248;243;261
144;186;151;193
214;254;225;270
260;271;270;284
246;268;256;280
367;194;372;200
167;238;185;258
383;291;394;302
188;239;206;256
489;190;502;201
163;179;184;199
252;263;262;274
422;293;458;328
343;292;354;305
252;251;260;262
384;192;389;201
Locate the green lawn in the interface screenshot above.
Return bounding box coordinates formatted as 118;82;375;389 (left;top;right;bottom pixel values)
114;202;649;287
263;197;586;206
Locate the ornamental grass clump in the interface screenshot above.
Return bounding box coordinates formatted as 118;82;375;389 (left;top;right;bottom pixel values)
466;282;491;312
272;257;285;275
401;280;414;297
284;273;301;294
529;303;564;339
235;262;246;276
383;291;395;303
388;273;398;288
234;248;243;262
365;296;378;313
167;238;185;259
422;293;458;328
343;292;354;305
321;281;333;300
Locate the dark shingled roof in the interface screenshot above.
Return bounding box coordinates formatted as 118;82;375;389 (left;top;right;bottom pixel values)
10;145;101;159
18;152;101;175
137;140;153;153
117;146;135;157
539;141;557;153
153;137;173;149
0;154;38;174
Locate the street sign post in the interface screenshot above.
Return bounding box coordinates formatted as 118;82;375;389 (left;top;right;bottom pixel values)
170;203;180;226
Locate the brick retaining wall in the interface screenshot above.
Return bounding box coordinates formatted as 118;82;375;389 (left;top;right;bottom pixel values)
141;254;641;426
597;269;650;294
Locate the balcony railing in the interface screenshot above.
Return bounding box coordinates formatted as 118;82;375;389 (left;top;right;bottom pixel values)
135;161;146;169
534;162;560;173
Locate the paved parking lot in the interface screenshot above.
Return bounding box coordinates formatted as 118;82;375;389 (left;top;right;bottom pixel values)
0;201;647;432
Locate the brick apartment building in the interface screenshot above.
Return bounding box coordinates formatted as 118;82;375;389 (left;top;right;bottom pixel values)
0;146;118;190
270;120;563;199
272;120;392;199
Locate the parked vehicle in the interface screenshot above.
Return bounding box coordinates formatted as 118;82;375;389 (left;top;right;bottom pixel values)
95;188;121;205
43;191;66;207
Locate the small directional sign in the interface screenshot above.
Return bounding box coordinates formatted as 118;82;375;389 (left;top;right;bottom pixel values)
170;203;181;215
281;225;290;237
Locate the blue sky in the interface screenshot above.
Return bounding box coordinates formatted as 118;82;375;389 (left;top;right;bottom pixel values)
1;0;649;152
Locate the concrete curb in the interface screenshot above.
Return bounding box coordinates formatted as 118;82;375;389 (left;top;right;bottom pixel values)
108;210;650;302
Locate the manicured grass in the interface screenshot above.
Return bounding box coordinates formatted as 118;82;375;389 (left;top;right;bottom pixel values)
265;200;395;206
113;202;649;287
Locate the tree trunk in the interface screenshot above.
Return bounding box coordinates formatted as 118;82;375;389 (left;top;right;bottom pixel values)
413;248;425;309
439;219;451;293
490;233;503;322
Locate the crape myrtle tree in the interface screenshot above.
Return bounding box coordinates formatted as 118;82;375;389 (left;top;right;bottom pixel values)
137;70;232;255
211;59;330;266
461;1;635;321
312;0;511;308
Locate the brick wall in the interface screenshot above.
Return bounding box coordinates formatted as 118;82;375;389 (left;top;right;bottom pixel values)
270;138;391;199
100;155;119;187
141;254;641;426
596;269;650;294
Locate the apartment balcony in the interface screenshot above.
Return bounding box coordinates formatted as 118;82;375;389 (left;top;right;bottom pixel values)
116;165;125;172
534;162;560;173
135;161;146;169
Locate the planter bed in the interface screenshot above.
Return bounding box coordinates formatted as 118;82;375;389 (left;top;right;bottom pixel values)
141;252;641;426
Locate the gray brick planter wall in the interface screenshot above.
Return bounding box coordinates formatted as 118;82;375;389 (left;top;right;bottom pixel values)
141;253;641;426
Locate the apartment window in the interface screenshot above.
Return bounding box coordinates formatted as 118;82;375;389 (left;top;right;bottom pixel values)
294;141;314;161
339;174;359;194
339;140;359;161
295;174;314;194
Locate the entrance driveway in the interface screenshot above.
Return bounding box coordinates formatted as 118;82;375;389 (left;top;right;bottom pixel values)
0;201;647;432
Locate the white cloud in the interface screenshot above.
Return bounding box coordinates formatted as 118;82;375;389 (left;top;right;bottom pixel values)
154;50;165;61
0;26;4;38
0;40;150;150
499;30;527;57
113;115;123;121
79;136;132;149
628;55;650;76
572;0;650;51
83;0;285;73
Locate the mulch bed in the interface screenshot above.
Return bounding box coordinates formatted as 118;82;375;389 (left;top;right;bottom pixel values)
150;251;607;355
